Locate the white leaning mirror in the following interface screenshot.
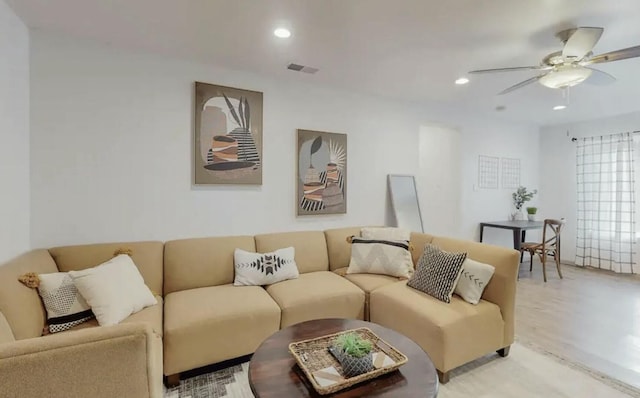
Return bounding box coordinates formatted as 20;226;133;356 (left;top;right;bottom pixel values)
387;174;424;233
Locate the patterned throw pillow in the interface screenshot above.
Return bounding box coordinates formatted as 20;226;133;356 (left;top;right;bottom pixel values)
407;244;467;303
347;237;413;278
234;247;300;286
454;258;495;305
36;272;94;333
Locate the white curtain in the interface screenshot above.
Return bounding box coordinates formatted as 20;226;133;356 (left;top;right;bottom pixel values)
575;132;636;273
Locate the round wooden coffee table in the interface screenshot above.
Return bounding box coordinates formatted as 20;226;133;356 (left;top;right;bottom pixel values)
249;318;438;397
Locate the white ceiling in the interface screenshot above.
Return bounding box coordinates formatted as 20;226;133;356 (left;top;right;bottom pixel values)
8;0;640;126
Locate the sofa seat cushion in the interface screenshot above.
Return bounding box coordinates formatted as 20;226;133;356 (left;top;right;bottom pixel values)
266;271;365;328
343;272;401;321
343;273;400;294
67;296;164;337
370;281;504;372
163;285;280;375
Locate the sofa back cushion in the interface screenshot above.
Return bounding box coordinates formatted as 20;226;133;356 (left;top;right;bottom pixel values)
410;232;436;266
0;312;14;344
324;227;363;271
49;241;164;295
163;236;255;294
255;231;328;274
0;250;59;340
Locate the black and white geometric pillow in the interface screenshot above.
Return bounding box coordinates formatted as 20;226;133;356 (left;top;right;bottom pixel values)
37;272;94;333
454;258;495;305
347;237;413;278
233;247;300;286
407;244;467;303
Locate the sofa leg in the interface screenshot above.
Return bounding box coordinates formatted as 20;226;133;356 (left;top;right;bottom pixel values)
165;374;180;388
437;370;450;384
497;346;511;357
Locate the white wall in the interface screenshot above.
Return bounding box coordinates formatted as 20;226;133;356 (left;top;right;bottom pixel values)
457;117;541;246
539;111;640;262
417;124;462;237
0;0;29;262
30;34;426;247
30;34;540;249
415;118;540;248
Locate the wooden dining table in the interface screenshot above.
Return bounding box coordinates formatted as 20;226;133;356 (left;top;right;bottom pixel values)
479;220;544;251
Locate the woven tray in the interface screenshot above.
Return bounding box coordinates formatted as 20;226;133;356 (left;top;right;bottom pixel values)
288;327;408;395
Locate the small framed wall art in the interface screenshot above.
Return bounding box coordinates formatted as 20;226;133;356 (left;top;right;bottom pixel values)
194;82;263;184
297;129;347;215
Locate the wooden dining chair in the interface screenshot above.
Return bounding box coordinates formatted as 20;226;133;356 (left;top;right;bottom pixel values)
520;218;565;282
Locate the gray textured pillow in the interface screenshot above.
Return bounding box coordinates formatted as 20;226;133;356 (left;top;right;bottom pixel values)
454;258;495;305
407;244;467;303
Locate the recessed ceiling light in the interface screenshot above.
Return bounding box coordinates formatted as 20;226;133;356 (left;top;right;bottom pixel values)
455;77;469;85
274;28;291;38
553;105;567;111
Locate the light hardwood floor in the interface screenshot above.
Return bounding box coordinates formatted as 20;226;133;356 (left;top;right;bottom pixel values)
516;260;640;389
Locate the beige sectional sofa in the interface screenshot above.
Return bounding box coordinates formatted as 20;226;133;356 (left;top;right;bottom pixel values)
0;227;518;397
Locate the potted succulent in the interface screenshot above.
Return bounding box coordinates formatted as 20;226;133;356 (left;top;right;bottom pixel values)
511;186;537;220
334;332;373;377
526;207;538;221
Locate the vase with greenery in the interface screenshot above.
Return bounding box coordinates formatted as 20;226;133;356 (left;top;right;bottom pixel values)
334;332;373;377
511;186;537;220
526;207;538;221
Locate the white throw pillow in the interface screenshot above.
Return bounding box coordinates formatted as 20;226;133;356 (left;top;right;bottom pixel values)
454;258;496;305
234;247;300;286
360;227;411;241
37;272;94;333
347;237;413;278
68;254;157;326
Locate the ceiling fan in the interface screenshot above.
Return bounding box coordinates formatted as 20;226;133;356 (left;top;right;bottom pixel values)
470;27;640;95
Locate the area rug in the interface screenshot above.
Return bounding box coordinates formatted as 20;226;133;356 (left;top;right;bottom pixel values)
164;343;640;398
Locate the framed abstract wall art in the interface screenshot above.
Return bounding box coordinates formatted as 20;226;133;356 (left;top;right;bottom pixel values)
194;82;263;184
297;129;347;215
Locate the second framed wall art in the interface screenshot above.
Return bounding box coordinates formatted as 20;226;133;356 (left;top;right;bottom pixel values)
297;129;347;215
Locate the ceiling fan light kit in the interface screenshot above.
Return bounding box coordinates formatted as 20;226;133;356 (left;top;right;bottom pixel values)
539;65;592;89
469;26;640;95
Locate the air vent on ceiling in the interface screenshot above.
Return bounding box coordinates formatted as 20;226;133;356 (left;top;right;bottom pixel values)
287;63;319;74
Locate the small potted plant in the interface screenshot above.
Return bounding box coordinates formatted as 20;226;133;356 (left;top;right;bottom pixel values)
334;332;373;377
526;207;538;221
512;186;537;220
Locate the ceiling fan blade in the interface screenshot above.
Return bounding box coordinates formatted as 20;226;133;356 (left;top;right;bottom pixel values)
498;75;545;95
585;67;616;85
469;66;546;74
563;27;604;60
585;45;640;64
